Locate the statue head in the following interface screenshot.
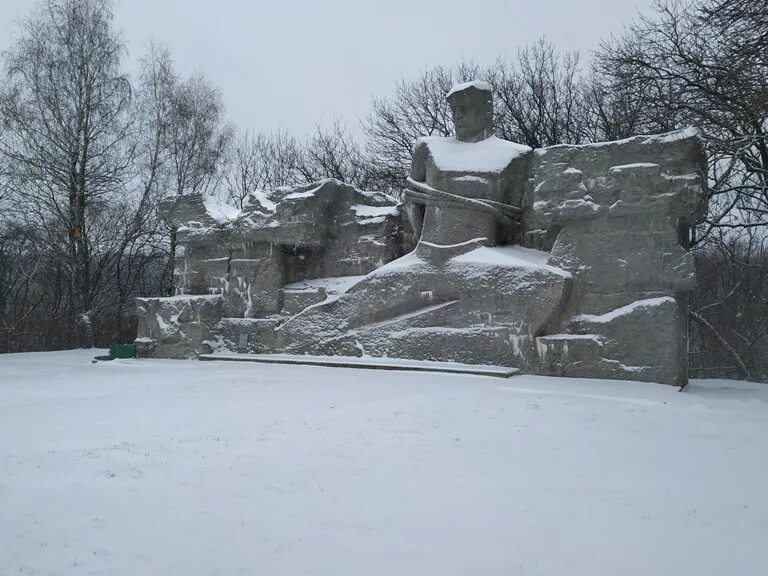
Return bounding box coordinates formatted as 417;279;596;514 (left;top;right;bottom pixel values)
446;81;494;143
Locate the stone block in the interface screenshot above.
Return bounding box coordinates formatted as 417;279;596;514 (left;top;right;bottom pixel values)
135;295;224;359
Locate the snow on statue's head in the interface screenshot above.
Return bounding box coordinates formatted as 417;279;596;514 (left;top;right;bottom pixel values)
446;80;494;143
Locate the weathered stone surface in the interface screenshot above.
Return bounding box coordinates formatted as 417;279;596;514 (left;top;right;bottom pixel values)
521;128;706;385
274;245;571;370
161;194;234;296
215;316;282;354
410;136;531;246
137;179;406;355
528;131;706;285
156;179;405;314
135;295;224;359
535;296;687;385
252;84;572;371
135;82;708;387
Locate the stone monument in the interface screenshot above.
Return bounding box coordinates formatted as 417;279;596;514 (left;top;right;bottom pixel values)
136;80;707;386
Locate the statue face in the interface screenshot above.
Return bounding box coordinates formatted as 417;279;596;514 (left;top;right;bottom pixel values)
448;90;492;142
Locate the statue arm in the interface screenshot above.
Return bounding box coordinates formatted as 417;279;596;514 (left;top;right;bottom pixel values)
409;140;429;182
404;140;430;239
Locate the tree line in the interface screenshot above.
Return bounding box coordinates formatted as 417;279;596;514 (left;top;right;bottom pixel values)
0;0;766;380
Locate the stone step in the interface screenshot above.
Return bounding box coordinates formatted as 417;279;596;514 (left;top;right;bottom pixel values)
198;353;519;378
279;286;327;315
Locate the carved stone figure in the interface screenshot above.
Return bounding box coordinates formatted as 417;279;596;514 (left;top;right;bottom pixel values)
135;81;708;386
271;82;570;369
404;80;528;248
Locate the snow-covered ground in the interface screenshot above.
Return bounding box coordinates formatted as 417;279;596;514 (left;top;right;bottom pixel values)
1;350;767;575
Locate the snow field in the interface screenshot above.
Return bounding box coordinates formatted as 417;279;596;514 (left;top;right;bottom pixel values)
1;350;767;575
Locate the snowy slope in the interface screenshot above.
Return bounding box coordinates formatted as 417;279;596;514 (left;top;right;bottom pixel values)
1;350;767;575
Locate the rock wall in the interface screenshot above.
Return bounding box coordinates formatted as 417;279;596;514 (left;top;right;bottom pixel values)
525;129;706;385
136;179;408;358
135;130;707;386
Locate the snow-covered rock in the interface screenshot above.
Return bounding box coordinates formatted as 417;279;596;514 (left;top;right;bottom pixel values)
138;125;707;386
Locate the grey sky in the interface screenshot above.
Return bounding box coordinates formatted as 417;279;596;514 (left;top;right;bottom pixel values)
1;0;652;137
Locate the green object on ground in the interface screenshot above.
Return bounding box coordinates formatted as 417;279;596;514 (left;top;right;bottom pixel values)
109;344;136;359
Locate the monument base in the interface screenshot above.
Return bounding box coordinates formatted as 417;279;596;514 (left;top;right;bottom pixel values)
199;352;519;378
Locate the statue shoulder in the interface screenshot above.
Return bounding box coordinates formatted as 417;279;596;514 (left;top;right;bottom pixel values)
410;136;445;180
411;136;449;169
414;135;449;156
428;135;532;174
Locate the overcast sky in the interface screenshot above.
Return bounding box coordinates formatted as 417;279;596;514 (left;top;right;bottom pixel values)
1;0;652;136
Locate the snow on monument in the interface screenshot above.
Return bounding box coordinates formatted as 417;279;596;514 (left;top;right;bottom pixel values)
135;81;707;386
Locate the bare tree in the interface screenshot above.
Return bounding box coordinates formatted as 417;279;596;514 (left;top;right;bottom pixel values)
595;0;768;241
490;39;589;147
0;0;132;348
702;0;767;57
689;229;768;380
261;131;302;190
223;129;300;208
104;42;176;336
0;2;240;350
0;11;185;352
297;119;376;190
223;129;263;208
167;73;232;198
163;71;233;294
580;73;650;141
